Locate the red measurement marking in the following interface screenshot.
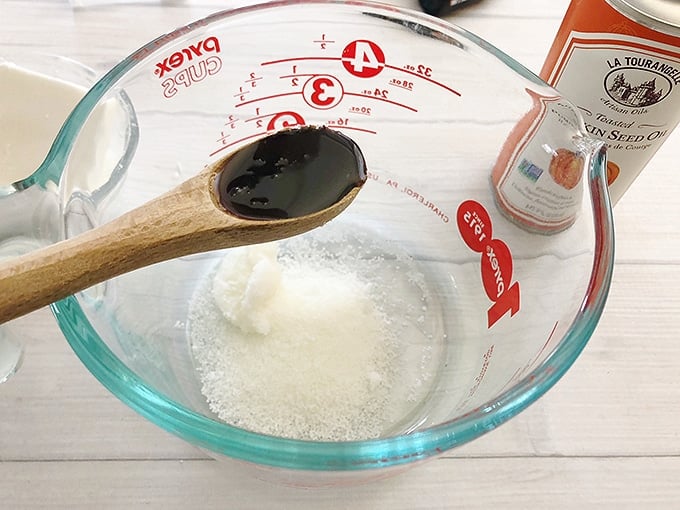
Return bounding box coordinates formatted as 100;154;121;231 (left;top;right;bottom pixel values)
216;131;230;143
348;107;371;116
245;113;276;122
385;64;461;96
233;90;250;98
223;114;238;129
345;92;417;112
389;79;413;91
314;34;335;50
342;40;386;78
303;75;344;110
260;57;460;96
279;73;316;79
235;91;301;108
209;132;267;158
261;57;341;66
246;76;262;83
266;111;306;130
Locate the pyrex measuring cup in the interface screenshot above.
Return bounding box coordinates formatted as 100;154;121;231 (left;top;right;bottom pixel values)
10;0;613;486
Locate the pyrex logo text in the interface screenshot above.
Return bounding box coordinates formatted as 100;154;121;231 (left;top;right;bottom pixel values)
457;200;520;328
155;36;221;78
155;36;222;98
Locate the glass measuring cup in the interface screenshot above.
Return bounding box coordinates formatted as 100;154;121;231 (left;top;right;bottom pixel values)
0;54;97;383
0;53;136;382
12;0;613;486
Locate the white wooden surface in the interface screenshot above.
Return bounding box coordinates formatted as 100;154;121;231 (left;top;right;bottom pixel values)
2;0;680;507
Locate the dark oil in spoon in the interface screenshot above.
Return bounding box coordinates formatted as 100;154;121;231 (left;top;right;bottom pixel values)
214;126;367;220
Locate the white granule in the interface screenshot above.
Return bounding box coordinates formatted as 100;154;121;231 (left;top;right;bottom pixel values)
190;241;399;441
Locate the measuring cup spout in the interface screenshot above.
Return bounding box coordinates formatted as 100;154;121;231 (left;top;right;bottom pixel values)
580;135;607;154
585;139;612;210
490;90;611;234
581;137;610;185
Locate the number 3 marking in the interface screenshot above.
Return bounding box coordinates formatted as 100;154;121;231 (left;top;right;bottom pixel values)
302;75;344;110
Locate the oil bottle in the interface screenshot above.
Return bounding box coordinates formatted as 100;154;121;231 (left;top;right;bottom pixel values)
540;0;680;205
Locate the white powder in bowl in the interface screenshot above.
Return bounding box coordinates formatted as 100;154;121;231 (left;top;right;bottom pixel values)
190;241;398;441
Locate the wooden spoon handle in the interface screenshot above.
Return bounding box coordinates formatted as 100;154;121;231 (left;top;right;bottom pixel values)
0;171;223;323
0;166;359;324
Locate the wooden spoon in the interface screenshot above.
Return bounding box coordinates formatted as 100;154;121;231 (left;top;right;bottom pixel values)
0;126;366;324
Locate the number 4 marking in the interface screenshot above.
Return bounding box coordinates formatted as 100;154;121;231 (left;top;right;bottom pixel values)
342;40;386;78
